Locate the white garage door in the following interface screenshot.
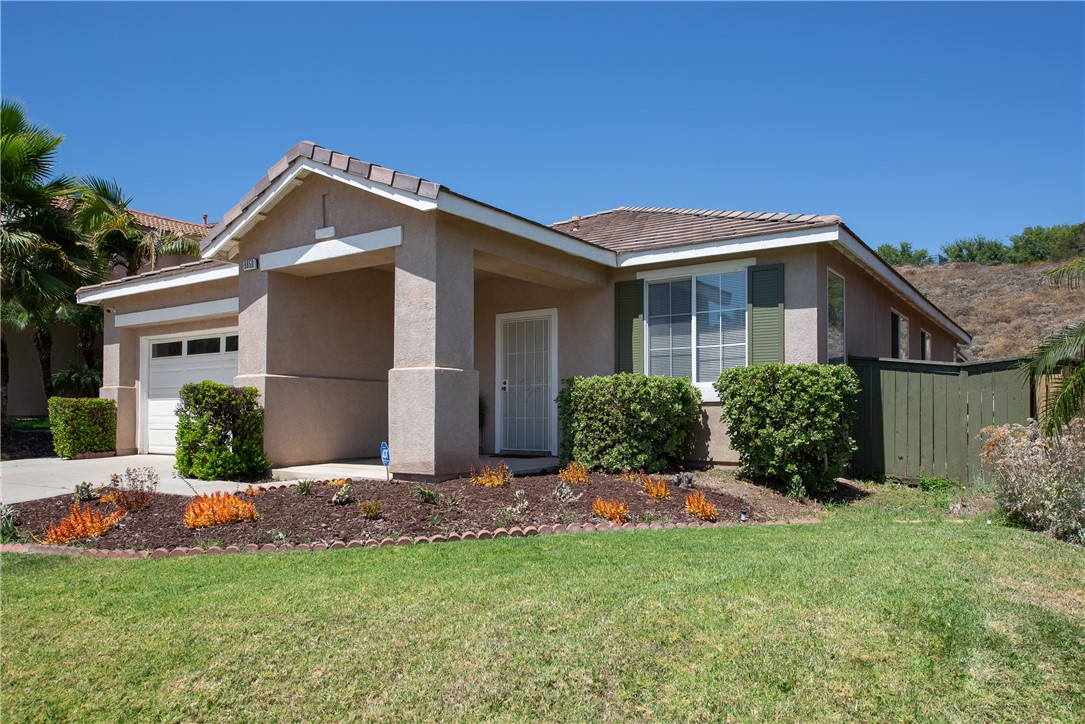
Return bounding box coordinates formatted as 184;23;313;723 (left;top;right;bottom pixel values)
146;331;239;454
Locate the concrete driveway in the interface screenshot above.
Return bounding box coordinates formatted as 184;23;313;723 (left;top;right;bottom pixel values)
0;455;250;504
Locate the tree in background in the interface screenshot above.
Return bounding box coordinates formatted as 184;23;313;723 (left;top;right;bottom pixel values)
74;176;202;276
1009;223;1085;264
875;241;934;267
1023;256;1085;436
0;100;100;433
941;235;1011;265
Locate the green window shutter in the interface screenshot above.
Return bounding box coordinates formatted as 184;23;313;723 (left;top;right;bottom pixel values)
614;280;644;373
747;264;785;364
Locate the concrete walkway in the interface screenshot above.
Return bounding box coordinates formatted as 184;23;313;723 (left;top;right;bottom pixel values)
0;455;247;504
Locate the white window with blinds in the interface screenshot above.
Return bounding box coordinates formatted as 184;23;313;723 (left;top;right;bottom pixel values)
640;259;753;400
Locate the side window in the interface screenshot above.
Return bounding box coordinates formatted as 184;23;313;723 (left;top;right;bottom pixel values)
920;330;931;360
891;311;909;359
826;270;845;364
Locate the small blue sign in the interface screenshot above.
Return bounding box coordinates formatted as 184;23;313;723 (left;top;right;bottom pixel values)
380;441;390;467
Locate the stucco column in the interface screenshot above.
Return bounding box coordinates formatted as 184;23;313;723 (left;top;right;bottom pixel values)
388;218;478;478
99;317;138;455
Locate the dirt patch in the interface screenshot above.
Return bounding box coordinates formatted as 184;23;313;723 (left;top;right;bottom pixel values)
9;472;759;550
694;468;822;520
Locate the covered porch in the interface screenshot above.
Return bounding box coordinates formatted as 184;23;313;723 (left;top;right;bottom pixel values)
213;163;613;480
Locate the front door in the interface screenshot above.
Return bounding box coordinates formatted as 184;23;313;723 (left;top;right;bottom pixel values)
496;309;558;455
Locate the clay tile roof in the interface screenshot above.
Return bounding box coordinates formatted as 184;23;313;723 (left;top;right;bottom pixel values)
54;196;214;236
205;140;444;251
550;206;841;254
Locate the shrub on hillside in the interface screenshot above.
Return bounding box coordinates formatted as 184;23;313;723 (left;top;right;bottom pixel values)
175;381;268;481
980;420;1085;545
557;373;702;473
714;364;860;498
47;397;116;458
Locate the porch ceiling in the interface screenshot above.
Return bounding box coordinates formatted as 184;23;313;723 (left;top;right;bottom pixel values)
474;250;607;291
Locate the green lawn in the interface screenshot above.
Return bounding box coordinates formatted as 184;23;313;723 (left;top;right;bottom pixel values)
9;417;50;431
2;485;1083;722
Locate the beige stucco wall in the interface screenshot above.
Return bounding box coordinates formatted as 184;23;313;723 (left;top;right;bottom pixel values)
4;325;89;417
233;175;405;467
815;244;958;362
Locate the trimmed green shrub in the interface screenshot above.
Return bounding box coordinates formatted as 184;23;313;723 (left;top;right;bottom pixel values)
714;364;860;498
46;397;116;458
557;373;702;473
175;381;268;481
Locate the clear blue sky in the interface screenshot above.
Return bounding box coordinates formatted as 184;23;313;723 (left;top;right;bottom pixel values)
3;2;1083;254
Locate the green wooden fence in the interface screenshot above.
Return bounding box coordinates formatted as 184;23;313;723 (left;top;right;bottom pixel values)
849;356;1032;484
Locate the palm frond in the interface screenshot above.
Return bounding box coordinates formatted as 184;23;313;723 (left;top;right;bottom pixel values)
1046;257;1085;290
1023;318;1085;436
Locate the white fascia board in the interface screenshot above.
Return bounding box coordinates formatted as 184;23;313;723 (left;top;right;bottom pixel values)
115;298;239;328
836;228;971;343
77;265;239;304
259;227;402;272
636;257;757;282
617;228;839;268
437;193;617;267
203;159;438;261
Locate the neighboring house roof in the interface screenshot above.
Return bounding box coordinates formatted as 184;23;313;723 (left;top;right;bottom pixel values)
54;196;214;236
551;206;841;254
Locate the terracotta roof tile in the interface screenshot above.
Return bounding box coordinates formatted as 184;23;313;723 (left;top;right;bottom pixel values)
54;196;213;236
550;206;841;254
206;141;446;252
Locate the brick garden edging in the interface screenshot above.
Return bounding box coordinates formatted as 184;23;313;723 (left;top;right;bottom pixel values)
0;517;821;559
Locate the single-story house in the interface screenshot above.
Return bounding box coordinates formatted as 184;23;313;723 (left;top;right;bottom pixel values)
76;141;971;480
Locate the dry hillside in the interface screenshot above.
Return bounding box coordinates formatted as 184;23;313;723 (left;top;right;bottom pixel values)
899;261;1084;360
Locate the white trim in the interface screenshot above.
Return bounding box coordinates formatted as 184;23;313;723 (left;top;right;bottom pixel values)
203;159;438;260
259;227;402;272
635;257;756;282
494;308;559;456
836;228;969;342
826;267;846;365
77;265;238;304
115;298;239;328
138;326;238;455
641;265;750;403
618;228;838;268
438;193;616;267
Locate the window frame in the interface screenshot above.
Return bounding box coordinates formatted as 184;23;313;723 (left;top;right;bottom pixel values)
637;258;756;402
920;329;932;361
826;267;846;365
890;309;910;360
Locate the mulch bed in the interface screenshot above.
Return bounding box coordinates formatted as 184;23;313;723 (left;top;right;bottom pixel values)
1;430;56;461
8;473;757;550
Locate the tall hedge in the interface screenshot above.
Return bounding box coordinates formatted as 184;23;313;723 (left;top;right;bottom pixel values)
47;397;116;458
714;364;860;498
175;381;268;481
557;373;702;473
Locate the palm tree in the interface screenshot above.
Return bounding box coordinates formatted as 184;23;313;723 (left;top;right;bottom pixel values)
1023;256;1085;436
1;99;98;433
74;176;202;276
